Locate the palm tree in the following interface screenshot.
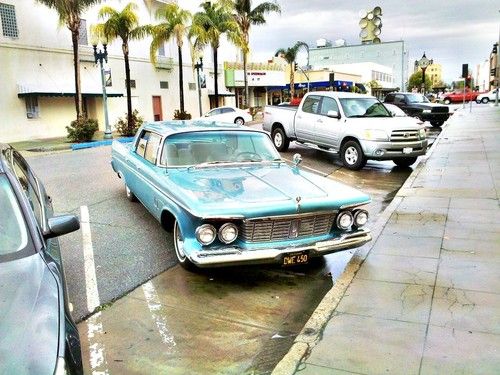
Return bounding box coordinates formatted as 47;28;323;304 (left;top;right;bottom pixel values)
37;0;100;119
190;1;240;107
275;41;308;99
149;3;191;114
93;2;148;127
231;0;280;108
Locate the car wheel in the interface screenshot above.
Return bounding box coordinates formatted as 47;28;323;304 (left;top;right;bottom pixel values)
271;127;290;152
173;221;196;271
234;117;245;126
340;140;366;170
443;99;451;105
430;120;444;127
481;97;489;104
125;184;137;202
393;157;418;167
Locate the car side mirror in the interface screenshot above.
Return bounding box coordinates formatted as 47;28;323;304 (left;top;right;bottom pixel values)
44;214;80;239
390;110;396;117
293;153;302;166
327;110;340;119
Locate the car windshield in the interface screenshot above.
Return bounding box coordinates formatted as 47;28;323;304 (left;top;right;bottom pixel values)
0;175;29;257
162;131;281;167
406;94;430;103
340;98;391;118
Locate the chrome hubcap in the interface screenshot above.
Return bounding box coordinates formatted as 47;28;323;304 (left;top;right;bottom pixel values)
174;223;186;261
274;133;283;148
236;118;244;125
345;146;358;165
126;185;131;197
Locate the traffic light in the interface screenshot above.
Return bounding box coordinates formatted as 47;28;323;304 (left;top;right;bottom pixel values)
294;62;298;71
329;72;335;86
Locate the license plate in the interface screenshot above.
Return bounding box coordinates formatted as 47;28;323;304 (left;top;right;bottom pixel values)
283;251;309;266
403;147;413;154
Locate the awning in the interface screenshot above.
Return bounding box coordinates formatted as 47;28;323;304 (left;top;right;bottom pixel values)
17;83;123;98
208;89;235;97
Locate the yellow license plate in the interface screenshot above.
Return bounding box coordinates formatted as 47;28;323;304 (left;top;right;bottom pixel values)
283;251;309;266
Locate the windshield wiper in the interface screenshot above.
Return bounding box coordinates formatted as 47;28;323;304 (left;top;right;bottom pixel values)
349;115;367;118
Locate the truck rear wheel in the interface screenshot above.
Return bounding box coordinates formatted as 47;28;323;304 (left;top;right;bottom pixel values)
272;127;290;152
340;140;366;170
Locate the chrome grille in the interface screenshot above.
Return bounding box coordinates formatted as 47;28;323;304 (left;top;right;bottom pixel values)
241;213;335;243
390;129;419;142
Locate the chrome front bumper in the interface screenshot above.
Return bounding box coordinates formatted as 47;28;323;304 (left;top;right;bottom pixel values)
189;229;372;267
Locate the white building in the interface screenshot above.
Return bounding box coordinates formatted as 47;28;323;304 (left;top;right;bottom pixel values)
326;62;395;92
0;0;231;142
475;59;490;92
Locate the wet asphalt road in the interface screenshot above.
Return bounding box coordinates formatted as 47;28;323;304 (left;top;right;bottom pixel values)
26;124;441;374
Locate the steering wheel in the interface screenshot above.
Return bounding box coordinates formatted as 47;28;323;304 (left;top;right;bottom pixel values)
235;152;262;162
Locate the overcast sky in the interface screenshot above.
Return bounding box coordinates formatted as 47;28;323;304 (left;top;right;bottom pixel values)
182;0;499;83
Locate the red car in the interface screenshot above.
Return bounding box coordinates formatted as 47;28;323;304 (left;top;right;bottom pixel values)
442;89;481;104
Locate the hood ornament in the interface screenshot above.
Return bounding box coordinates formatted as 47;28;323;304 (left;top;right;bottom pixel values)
295;196;302;212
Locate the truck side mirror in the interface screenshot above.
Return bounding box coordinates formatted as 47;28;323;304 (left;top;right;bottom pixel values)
327;110;340;119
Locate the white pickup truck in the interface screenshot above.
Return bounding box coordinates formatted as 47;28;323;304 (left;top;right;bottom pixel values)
263;92;428;170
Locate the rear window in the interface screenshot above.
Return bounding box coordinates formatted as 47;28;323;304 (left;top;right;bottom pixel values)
0;175;30;258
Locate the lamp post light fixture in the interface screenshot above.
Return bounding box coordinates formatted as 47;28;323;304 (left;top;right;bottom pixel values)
417;52;432;95
194;57;203;117
92;39;112;139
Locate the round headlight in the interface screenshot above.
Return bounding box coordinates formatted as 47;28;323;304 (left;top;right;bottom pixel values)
195;224;217;245
218;223;239;244
336;211;354;230
354;209;369;227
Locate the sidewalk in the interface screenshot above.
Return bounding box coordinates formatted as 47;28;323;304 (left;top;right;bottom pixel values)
273;105;500;375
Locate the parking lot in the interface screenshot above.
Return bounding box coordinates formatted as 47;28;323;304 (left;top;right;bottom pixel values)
26;124;441;374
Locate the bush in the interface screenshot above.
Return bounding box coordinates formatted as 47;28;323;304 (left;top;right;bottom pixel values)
173;110;192;120
66;118;99;142
115;110;144;136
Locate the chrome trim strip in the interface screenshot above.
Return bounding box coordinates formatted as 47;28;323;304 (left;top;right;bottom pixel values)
244;210;338;222
339;200;371;209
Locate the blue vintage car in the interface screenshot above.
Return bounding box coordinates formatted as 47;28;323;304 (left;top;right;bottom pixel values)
111;121;372;270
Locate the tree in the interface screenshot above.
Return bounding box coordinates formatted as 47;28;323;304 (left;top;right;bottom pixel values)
407;70;432;92
190;1;240;107
93;2;148;127
149;3;191;114
230;0;280;108
37;0;100;119
275;41;308;99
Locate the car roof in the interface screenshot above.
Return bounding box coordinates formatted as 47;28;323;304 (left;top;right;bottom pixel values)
309;91;375;99
143;120;263;138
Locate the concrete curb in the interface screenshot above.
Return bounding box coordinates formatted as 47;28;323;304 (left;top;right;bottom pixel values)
71;137;134;150
271;119;450;375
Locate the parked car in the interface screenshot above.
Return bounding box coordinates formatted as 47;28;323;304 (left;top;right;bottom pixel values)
263;92;428;170
383;103;409;117
111;121;372;270
384;92;450;127
0;144;83;374
199;106;252;125
476;88;499;104
441;89;481;104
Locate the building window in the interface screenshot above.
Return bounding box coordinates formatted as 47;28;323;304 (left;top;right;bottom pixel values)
25;97;39;119
0;3;19;38
158;43;165;56
128;79;136;89
188;82;196;90
160;81;169;89
78;19;88;45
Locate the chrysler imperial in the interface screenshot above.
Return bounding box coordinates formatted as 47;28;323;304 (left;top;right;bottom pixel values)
111;121;372;270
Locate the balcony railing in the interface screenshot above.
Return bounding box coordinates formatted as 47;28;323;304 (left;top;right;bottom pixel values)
155;56;174;70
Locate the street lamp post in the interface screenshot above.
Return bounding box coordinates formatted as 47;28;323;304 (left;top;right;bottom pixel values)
194;57;203;117
417;52;432;95
92;41;112;139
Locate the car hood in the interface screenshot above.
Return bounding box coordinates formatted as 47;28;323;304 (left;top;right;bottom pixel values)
163;164;370;218
0;253;59;375
347;116;423;131
406;102;448;110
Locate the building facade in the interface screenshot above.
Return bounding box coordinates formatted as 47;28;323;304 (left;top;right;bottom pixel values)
308;40;409;91
0;0;228;142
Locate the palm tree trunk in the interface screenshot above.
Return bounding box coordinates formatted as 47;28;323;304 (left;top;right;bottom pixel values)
243;50;248;109
123;42;133;127
213;47;219;108
290;63;295;99
71;28;83;119
178;45;184;113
